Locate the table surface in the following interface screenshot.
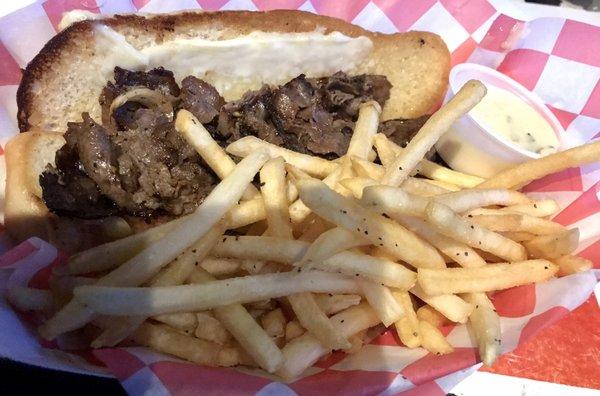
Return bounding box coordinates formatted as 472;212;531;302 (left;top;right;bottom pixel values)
0;1;598;395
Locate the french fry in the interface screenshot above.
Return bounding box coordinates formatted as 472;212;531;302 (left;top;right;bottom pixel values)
469;214;565;235
375;133;485;188
359;280;404;326
363;185;530;219
260;308;286;339
98;150;269;288
195;312;231;345
240;260;267;275
418;260;558;295
500;200;560;217
66;216;183;275
296;179;445;268
297;216;333;242
410;284;474;324
276;303;380;379
524;229;579;259
40;150;270;340
314;294;361;315
416;305;450;328
464;293;501;366
132;322;243;367
188;267;283;373
74;271;360;316
93;222;227;347
346;330;366;354
154;312;198;333
373;134;397;166
425;201;527;262
227;198;266;229
417;162;483;189
338;177;379;199
261;157;293;239
392;291;421;348
398;215;486;268
419;320;453;355
7;287;54;311
381;80;486;186
150;220;227;287
478;140;600;189
554;255;592;276
346;101;381;160
212;236;417;289
288;292;351;350
285;320;305;341
289;166;343;225
422;179;461;192
298;227;368;270
350;157;451;196
498;231;537;242
91;316;145;348
200;257;242;277
403;177;454;196
227;136;337;178
351;156;385;179
176;109;258;200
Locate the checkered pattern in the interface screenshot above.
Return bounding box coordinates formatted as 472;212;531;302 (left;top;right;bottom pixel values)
0;1;598;395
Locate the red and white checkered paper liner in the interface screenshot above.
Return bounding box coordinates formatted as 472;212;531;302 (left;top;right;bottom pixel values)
0;1;598;395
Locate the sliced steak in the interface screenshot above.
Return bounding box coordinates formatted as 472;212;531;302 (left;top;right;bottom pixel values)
100;67;180;126
180;76;225;124
218;72;392;158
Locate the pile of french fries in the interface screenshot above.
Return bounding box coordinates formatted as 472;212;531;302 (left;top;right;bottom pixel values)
7;80;599;379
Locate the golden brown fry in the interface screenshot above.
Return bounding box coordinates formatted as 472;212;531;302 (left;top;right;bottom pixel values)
464;293;501;366
176;109;259;200
296;179;445;268
346;101;381;160
132;322;242;367
469;213;565;235
188;268;284;373
260;308;286;339
358;280;404;326
285;320;305;342
227;136;337;178
418;260;558;295
195;312;231;345
554;255;593;276
276;303;379;379
200;257;242;277
393;291;421;348
416;305;450;328
425;201;527;262
419;320;453;355
500;200;560;217
213;235;416;289
478;140;600;189
410;284;473;324
381;80;486;186
524;229;579;259
288;292;351;350
314;294;362;315
260;157;293;239
153;312;197;333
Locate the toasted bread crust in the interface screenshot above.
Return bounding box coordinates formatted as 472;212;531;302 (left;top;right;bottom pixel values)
17;10;450;132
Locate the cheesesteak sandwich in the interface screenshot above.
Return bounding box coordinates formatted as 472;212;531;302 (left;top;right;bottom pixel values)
6;10;450;251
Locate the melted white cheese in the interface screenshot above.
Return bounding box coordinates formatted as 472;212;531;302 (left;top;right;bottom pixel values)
93;25;373;99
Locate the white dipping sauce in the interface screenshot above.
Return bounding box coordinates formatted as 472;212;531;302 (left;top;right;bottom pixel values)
470;85;559;155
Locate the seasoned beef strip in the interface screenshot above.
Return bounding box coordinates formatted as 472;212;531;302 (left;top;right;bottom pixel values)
41;67;429;220
218;72;393;158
